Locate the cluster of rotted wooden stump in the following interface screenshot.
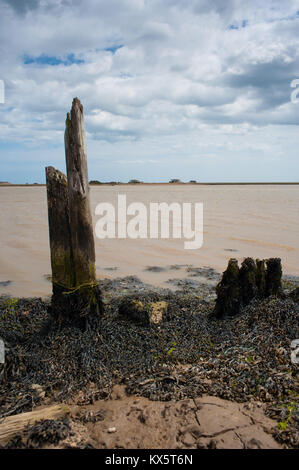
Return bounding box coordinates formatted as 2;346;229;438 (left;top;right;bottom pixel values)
213;257;283;319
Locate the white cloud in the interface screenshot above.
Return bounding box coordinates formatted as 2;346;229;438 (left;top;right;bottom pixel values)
0;0;298;182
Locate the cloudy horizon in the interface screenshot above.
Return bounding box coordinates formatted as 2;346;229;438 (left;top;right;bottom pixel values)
0;0;299;183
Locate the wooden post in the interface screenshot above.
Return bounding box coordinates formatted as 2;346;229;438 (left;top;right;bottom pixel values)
265;258;282;297
46;98;102;327
64;98;96;286
256;259;266;298
213;258;241;318
239;257;257;305
45;167;73;290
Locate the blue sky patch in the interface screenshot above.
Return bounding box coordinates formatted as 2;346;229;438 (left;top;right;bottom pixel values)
23;53;84;66
228;20;248;30
104;44;124;54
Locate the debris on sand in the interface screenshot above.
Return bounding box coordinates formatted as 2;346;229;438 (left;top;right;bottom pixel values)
0;271;298;448
144;266;167;273
2;418;72;449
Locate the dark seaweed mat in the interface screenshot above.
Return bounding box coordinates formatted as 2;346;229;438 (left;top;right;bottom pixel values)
0;278;298;448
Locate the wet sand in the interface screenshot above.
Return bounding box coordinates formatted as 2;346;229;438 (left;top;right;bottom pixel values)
0;184;298;297
17;387;282;449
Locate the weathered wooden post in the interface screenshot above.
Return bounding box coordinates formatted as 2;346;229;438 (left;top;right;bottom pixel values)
65;98;96;286
213;258;241;318
46;98;102;328
45;166;73;290
255;259;266;298
239;257;257;305
265;258;282;297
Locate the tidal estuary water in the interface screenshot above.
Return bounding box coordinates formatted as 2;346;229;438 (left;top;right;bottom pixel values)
0;184;298;297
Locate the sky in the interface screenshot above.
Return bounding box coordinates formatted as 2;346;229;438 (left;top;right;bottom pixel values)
0;0;299;183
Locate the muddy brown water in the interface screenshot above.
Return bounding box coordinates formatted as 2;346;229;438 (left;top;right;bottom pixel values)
0;184;298;297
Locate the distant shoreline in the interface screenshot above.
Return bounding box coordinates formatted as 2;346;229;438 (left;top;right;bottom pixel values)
1;181;299;187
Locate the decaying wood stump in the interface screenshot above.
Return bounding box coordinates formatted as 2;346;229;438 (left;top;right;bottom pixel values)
46;167;73;290
239;257;257;305
213;257;283;318
255;259;266;298
265;258;282;297
46;98;102;327
290;287;299;302
65;98;96;287
214;259;241;319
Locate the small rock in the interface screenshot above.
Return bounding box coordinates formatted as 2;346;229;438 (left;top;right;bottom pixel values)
118;298;148;325
118;297;168;325
149;301;168;325
208;439;217;449
107;427;116;433
181;432;195;448
246;438;263;449
197;438;208;449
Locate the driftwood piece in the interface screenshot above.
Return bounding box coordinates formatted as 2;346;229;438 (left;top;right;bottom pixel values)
0;404;70;444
